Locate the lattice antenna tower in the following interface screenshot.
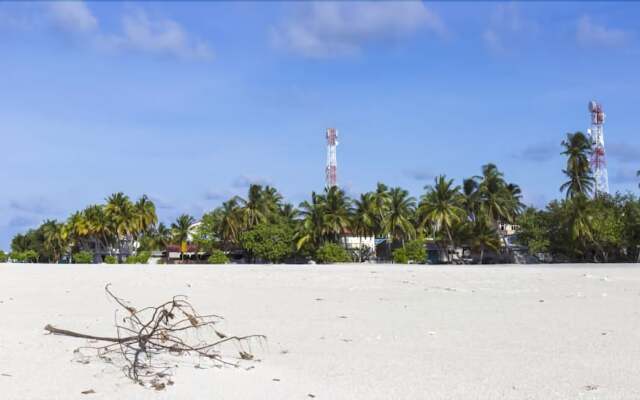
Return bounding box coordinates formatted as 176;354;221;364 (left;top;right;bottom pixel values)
325;128;338;188
588;100;609;197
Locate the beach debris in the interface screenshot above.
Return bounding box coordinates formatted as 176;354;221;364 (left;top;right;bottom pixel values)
272;378;281;382
308;394;316;398
584;384;599;391
538;299;545;303
81;389;95;395
1;373;12;377
44;284;265;390
338;315;348;319
315;298;324;301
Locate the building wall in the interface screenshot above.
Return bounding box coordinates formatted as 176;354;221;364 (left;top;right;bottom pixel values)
343;236;376;252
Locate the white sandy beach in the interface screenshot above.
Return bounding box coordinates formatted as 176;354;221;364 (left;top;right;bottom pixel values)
1;263;640;400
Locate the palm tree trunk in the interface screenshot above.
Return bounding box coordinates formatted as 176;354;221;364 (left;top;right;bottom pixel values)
446;228;454;264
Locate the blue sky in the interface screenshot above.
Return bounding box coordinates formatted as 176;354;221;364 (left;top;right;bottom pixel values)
1;1;640;249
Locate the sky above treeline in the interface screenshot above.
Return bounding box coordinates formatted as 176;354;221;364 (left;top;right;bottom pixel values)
1;1;640;249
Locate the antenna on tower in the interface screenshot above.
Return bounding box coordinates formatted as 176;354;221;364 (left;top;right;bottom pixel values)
588;100;609;197
325;128;338;188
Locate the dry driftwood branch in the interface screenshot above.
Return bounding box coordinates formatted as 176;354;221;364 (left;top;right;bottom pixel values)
45;284;265;389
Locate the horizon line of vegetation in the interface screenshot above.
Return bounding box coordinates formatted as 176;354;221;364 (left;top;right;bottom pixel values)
3;131;640;265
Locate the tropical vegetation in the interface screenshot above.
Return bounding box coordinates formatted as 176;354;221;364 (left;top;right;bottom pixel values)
208;250;229;264
4;130;640;265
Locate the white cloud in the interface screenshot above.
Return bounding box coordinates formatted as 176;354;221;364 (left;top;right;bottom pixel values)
18;2;213;61
482;3;537;54
577;15;629;48
272;1;446;58
102;10;212;60
48;1;98;33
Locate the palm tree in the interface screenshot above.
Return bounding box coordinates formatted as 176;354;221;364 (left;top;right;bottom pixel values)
83;205;113;257
506;183;525;217
41;220;66;263
352;193;376;237
262;186;283;222
105;192;136;260
371;182;390;237
565;194;593;259
239;184;268;229
296;192;326;250
470;221;501;264
218;199;243;249
150;222;172;250
279;203;299;226
560;172;595;200
560;132;594;199
461;178;480;222
66;211;89;251
384;187;416;248
418;175;464;262
473;164;524;256
351;193;377;260
171;214;196;245
133;195;158;235
323;186;351;242
476;164;511;226
637;170;640;189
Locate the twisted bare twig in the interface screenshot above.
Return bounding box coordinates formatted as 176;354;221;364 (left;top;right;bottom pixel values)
44;284;265;390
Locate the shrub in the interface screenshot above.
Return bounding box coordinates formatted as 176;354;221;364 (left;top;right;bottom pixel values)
393;248;409;264
23;249;39;263
124;251;151;264
0;250;7;263
208;249;229;264
104;255;117;264
73;251;93;264
315;243;351;264
136;251;151;264
239;224;294;263
9;252;25;262
404;240;427;264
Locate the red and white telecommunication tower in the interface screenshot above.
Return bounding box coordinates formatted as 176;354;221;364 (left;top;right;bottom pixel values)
588;100;609;196
325;128;338;188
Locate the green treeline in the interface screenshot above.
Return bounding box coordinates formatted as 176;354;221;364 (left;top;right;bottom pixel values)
4;132;640;264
